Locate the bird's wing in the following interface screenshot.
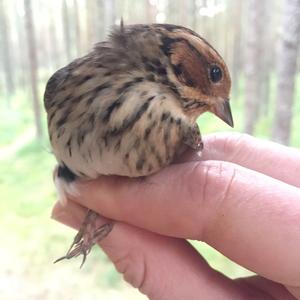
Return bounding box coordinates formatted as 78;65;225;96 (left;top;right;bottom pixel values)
44;42;115;112
43;65;72;112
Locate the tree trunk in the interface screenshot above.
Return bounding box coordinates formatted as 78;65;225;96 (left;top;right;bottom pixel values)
74;0;81;56
49;5;60;69
62;0;72;61
258;1;273;117
145;0;158;24
190;0;198;31
86;0;101;46
104;0;116;31
24;0;43;139
230;0;243;98
243;0;269;134
272;0;300;145
0;0;15;105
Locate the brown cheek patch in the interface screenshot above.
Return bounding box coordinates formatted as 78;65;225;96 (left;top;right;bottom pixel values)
170;41;210;94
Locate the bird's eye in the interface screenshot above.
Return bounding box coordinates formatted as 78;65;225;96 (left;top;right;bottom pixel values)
210;65;222;83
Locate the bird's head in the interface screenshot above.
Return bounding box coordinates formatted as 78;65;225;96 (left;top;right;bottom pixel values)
110;23;233;127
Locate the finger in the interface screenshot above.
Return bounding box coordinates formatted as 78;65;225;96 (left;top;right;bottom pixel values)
70;160;300;287
52;201;269;300
236;276;297;300
201;132;300;188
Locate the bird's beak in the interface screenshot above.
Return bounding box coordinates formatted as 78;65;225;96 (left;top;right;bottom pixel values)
212;99;234;127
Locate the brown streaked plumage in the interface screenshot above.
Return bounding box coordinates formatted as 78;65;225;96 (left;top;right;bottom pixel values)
44;23;233;266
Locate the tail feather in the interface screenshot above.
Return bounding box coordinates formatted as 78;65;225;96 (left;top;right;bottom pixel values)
53;165;80;205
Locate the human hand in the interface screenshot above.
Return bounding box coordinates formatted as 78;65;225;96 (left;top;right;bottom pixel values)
52;133;300;300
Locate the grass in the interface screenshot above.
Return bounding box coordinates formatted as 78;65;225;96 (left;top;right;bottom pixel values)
0;76;299;299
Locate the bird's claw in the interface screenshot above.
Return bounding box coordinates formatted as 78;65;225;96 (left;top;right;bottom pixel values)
183;123;203;151
54;220;114;268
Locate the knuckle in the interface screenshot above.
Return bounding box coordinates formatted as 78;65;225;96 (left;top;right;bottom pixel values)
192;160;237;204
191;161;238;238
112;249;148;292
220;132;252;160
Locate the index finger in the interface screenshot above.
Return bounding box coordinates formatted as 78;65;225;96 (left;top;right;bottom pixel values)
201;133;300;188
71;160;300;287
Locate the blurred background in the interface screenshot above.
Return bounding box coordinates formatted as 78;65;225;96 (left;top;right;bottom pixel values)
0;0;299;299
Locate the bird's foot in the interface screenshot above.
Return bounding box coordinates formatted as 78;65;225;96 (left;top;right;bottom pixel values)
183;123;203;151
54;210;113;268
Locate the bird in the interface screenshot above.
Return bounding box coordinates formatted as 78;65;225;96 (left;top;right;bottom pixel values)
44;23;233;267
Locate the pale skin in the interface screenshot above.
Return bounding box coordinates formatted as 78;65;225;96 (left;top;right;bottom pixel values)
52;132;300;300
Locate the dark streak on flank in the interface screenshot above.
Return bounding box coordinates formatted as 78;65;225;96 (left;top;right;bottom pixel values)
161;112;170;121
176;118;182;125
77;131;86;147
56;116;66;129
44;66;71;111
146;74;155;82
88;113;96;127
66;138;72;156
86;96;94;106
102;94;125;122
114;139;121;152
159;79;179;96
163;123;172;162
78;171;86;177
77;111;86;120
117;77;143;95
117;81;134;94
57;127;65;139
144;119;157;140
108;95;155;136
150;145;163;166
71;82;111;106
134;77;144;83
133;137;140;149
71;94;83;104
77;74;93;86
136;157;145;171
144;127;151;140
95;63;105;68
88;149;93;161
147;95;155;102
65;94;72;102
102;135;108;147
57;101;66;110
164;129;170;144
93;82;111;94
48;111;56;125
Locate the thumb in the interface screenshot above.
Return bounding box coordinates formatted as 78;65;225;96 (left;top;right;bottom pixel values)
52;200;246;300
